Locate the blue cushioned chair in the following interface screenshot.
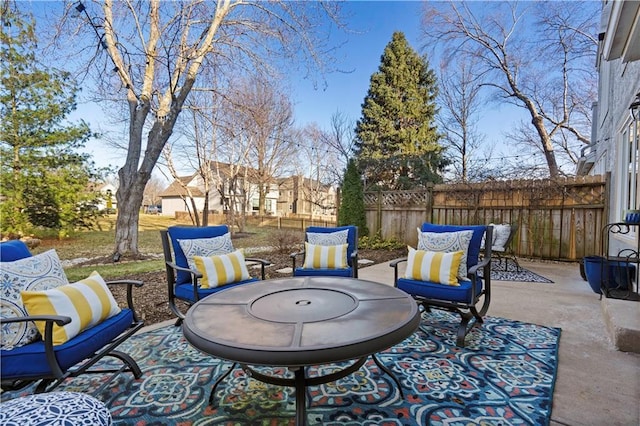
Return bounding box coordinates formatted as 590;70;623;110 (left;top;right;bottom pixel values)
0;240;144;393
290;225;359;278
160;225;270;324
390;223;493;347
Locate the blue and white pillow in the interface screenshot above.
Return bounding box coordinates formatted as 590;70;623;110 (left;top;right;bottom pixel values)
307;229;349;246
417;229;473;280
177;233;234;271
1;249;69;349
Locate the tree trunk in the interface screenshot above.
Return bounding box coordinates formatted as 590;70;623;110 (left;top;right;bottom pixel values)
114;177;145;258
531;115;560;178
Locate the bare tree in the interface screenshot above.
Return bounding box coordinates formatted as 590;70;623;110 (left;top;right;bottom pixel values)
142;177;165;210
162;92;221;227
232;77;296;215
325;110;356;180
437;57;488;183
423;1;599;178
295;123;338;218
51;0;345;258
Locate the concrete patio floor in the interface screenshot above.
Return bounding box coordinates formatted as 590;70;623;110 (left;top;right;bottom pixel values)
358;259;640;426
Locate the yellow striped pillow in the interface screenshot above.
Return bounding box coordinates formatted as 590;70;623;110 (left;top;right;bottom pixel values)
303;242;348;269
20;272;121;345
193;249;251;288
404;247;463;286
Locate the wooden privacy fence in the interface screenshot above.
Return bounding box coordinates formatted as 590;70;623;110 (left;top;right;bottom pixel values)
364;175;607;261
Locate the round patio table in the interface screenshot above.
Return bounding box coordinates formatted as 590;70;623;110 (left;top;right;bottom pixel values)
183;276;420;426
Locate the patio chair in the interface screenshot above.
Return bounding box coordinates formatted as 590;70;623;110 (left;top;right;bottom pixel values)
0;240;144;394
290;225;359;278
160;225;270;324
491;223;520;272
390;223;492;347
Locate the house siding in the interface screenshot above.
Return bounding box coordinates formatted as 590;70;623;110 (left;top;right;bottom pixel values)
590;3;640;256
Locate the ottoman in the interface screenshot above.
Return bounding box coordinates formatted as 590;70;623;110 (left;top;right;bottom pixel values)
0;391;112;425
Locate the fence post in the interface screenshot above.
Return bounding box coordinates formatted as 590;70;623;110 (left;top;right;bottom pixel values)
376;189;383;237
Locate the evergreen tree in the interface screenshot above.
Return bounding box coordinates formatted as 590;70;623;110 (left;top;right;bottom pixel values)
0;7;102;237
355;31;445;190
338;159;368;237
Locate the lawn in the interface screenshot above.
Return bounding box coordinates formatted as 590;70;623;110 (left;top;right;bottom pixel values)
31;214;304;282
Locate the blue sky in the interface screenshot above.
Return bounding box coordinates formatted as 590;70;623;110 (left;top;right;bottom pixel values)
48;1;527;176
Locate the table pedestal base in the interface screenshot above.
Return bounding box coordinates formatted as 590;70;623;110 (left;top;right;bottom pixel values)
208;355;404;426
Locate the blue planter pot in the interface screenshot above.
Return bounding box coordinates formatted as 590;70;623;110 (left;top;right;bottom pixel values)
583;256;636;294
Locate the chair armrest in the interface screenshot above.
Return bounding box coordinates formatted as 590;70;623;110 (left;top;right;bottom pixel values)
245;257;271;280
0;314;71;327
166;260;199;275
290;251;304;271
106;280;144;319
389;258;407;268
467;257;489;276
0;314;73;378
245;257;270;266
106;279;144;287
350;249;359;278
389;257;408;286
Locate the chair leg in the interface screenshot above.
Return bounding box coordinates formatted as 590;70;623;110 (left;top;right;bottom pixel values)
108;350;143;379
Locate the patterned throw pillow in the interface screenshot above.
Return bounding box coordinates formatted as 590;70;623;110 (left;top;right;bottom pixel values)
1;249;69;349
307;229;349;246
20;272;121;345
193;249;251;288
178;233;234;270
417;229;473;280
303;242;348;269
404;247;463;286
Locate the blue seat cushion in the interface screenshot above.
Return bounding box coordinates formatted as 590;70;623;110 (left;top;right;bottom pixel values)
1;309;134;380
397;277;483;304
293;267;353;277
0;240;32;262
167;225;230;285
174;278;259;302
420;223;486;268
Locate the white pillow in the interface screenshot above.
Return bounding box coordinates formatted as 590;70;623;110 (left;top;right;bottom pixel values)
177;233;234;270
404;247;463;286
303;242;348;269
417;229;473;280
20;272;121;345
193;249;251;288
307;229;349;246
491;224;512;250
1;249;69;349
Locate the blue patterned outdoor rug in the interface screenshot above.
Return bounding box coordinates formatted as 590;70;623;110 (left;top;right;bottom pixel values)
479;260;554;283
1;311;560;425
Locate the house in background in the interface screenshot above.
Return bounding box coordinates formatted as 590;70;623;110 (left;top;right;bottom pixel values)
159;162;280;217
160;163;337;219
578;0;640;257
93;182;117;212
277;175;337;219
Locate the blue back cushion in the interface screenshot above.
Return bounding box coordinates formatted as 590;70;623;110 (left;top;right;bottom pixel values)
0;240;32;262
420;223;487;268
306;225;357;266
167;225;230;284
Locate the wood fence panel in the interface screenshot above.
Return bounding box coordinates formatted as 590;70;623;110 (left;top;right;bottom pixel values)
364;176;607;261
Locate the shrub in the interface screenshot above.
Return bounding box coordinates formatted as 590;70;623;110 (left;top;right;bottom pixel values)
359;232;404;250
272;229;303;254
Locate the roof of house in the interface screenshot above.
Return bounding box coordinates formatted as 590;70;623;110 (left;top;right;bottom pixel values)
159;175;205;198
